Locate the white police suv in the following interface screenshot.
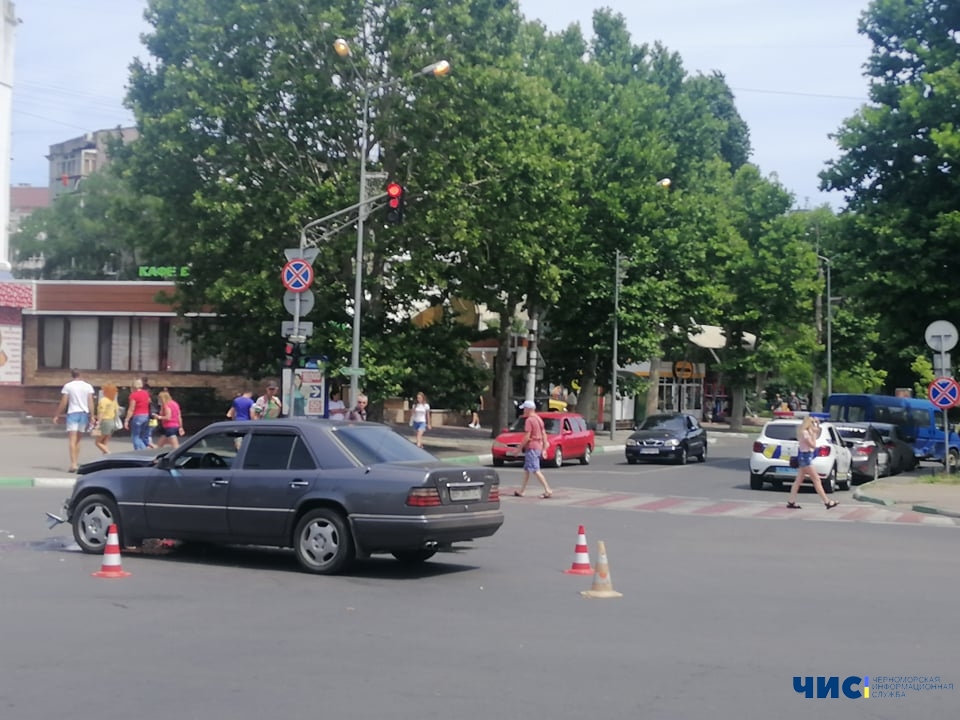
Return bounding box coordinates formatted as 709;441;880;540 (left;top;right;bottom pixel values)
749;418;853;493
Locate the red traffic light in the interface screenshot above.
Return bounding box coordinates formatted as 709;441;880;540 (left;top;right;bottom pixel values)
385;182;405;223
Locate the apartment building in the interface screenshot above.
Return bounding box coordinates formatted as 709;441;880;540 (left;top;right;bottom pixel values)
47;127;138;201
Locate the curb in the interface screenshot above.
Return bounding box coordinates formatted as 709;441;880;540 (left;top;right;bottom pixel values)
851;488;896;506
0;477;75;489
911;504;960;519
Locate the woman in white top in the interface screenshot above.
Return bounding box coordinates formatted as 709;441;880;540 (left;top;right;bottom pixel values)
410;392;431;448
327;390;347;420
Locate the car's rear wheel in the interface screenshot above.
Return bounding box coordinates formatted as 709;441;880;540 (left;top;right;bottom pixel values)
749;473;764;490
294;508;354;575
580;446;592;465
552;447;563;468
72;493;121;554
822;467;837;494
947;448;959;470
392;549;437;565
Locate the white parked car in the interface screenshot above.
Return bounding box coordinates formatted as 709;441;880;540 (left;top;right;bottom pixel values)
749;419;853;493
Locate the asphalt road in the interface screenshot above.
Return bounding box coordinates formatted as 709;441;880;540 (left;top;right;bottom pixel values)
1;437;957;719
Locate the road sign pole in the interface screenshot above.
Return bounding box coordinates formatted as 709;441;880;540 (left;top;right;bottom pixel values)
942;343;950;468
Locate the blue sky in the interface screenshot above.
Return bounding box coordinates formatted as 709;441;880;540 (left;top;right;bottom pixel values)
11;0;872;208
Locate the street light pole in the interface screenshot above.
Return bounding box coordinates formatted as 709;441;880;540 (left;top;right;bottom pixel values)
610;249;621;441
818;254;832;397
334;39;449;407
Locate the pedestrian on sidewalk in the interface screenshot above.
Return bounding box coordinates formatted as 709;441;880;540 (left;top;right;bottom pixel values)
786;416;838;510
346;393;368;422
123;378;153;450
513;400;553;499
252;381;283;419
53;369;95;473
226;387;254;421
410;392;431;447
155;390;185;449
94;383;120;454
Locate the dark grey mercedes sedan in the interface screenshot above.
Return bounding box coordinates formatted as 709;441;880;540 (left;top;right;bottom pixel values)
54;419;504;574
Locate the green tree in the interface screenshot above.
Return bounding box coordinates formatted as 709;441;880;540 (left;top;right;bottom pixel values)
820;0;960;388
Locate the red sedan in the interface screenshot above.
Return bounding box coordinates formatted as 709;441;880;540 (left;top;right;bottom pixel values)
491;412;595;468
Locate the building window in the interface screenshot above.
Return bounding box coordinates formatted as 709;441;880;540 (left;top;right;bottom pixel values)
37;315;221;373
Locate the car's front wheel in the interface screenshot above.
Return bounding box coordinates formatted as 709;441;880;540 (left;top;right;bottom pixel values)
294;508;354;575
72;493;121;554
580;446;592;465
675;446;688;465
697;443;707;463
492;457;504;467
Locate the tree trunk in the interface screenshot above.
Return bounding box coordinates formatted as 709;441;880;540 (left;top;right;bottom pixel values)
729;385;746;432
579;350;599;429
493;308;515;437
646;356;661;418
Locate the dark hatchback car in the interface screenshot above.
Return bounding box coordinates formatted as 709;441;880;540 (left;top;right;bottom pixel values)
624;413;708;465
868;421;918;475
835;423;891;483
52;420;504;574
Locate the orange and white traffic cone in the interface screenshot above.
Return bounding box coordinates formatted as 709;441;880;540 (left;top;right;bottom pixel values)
92;524;131;578
563;525;593;575
580;540;622;598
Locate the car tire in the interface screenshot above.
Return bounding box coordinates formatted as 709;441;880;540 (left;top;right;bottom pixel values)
492;457;504;467
697;443;707;463
392;549;437;565
822;467;837;494
553;447;563;468
72;493;121;554
675;446;687;465
749;473;764;490
293;508;354;575
948;449;960;470
580;446;592;465
626;456;639;465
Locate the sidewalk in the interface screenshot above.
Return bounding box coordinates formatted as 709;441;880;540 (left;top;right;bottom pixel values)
853;476;960;519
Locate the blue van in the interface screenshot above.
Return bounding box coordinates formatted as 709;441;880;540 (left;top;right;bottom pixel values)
825;393;960;465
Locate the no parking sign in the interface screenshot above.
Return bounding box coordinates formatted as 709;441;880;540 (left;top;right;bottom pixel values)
928;376;960;409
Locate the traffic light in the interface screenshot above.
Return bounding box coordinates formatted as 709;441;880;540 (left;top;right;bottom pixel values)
385;182;405;223
283;342;301;369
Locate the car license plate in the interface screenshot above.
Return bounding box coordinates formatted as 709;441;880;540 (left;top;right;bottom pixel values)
774;466;796;474
449;487;482;502
640;448;659;455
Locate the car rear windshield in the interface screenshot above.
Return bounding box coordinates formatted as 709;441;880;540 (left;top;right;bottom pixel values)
763;423;799;441
838;428;868;440
333;426;436;465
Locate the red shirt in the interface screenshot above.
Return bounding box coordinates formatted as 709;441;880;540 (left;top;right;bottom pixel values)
524;414;546;451
129;389;151;416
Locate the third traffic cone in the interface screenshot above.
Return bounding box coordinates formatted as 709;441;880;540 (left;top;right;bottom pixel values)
580;540;622;599
92;524;131;578
563;525;593;575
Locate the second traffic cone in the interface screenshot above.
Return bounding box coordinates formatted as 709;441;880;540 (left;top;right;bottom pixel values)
563;525;593;575
580;540;622;599
92;524;131;578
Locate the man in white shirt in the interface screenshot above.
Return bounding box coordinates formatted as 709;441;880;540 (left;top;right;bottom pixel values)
53;369;96;473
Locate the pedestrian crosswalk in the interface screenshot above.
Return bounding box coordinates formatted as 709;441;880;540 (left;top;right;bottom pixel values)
506;487;959;527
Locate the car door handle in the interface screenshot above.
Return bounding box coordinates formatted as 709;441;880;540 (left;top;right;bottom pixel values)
211;478;229;486
289;480;309;488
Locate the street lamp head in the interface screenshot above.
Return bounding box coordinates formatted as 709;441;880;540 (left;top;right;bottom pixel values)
420;60;451;77
333;38;351;58
657;178;671;188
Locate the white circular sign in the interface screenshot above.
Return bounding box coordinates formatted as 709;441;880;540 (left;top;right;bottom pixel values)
925;320;958;352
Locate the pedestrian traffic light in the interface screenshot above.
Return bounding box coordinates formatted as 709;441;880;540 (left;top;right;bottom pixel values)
283;342;301;369
385;182;405;223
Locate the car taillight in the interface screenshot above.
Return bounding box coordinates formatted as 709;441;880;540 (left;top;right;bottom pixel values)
857;444;875;454
753;441;763;453
886;442;896;449
406;488;442;507
815;446;831;457
488;484;500;502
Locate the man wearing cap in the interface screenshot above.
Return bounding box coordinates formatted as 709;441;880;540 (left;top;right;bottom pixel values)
252;381;283;419
513;400;553;499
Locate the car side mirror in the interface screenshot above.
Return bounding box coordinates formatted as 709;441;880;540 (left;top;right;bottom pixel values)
155;453;171;469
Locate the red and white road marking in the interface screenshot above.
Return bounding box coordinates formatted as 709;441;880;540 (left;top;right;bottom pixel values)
506;487;958;527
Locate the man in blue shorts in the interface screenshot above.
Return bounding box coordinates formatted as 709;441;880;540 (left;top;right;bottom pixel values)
512;400;554;499
53;369;95;473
